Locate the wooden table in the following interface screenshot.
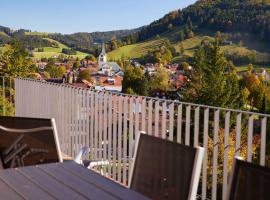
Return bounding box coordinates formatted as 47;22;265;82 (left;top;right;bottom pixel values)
0;161;150;200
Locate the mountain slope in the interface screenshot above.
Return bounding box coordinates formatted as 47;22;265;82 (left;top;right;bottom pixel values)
108;0;270;67
0;25;141;54
129;0;270;42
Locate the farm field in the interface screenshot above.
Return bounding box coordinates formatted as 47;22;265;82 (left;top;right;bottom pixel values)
32;38;88;59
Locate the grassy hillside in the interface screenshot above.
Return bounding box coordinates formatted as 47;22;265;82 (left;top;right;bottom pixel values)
0;31;9;37
24;31;50;36
108;39;165;60
32;38;88;59
108;28;270;73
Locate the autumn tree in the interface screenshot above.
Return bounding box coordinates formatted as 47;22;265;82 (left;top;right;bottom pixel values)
111;37;118;50
85;54;96;63
78;69;93;82
122;66;149;96
0;41;36;77
241;72;270;111
151;65;170;92
46;65;66;78
72;58;80;70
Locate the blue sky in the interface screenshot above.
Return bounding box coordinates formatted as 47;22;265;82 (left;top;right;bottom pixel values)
0;0;197;34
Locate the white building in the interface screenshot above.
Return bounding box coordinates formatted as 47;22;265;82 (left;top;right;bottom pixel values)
98;43;107;68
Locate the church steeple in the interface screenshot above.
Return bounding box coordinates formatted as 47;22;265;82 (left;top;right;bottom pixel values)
98;42;107;68
101;42;106;55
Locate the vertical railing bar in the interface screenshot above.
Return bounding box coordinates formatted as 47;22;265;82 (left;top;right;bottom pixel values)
128;96;134;183
61;86;65;152
154;100;159;137
78;89;82;156
103;93;108;175
212;109;220;200
118;95;123;182
141;98;146;132
177;104;182;144
247;114;254;162
185;105;191;145
134;97;140;142
94;93;99;161
76;89;81;157
260;117;267;166
194;106;200;147
108;93;113;177
222;111;230;200
98;92;103;161
161;102;167;139
62;86;66;154
147;99;153;135
112;94;117;180
82;89;87;158
68;86;73;157
169;103;174;141
90;91;94;159
123;96;128;185
202;108;209;200
86;90;90;159
9;78;12;109
235;113;242;156
71;87;75;155
68;86;72;157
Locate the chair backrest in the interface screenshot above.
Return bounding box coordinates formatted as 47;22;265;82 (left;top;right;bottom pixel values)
227;157;270;200
128;133;204;200
0;116;62;169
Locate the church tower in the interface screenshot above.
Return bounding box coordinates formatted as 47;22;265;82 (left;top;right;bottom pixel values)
98;43;107;68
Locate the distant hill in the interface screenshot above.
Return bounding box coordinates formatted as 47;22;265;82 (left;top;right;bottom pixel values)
49;28;141;53
127;0;270;42
108;0;270;68
0;25;141;56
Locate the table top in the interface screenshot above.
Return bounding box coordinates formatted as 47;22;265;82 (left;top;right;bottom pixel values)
0;161;150;200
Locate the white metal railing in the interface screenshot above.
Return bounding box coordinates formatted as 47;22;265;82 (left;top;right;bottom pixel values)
14;78;270;200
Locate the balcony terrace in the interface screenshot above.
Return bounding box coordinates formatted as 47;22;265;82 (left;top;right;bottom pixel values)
1;77;269;199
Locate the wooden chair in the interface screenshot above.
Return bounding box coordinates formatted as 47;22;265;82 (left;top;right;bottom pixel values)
0;116;62;169
226;157;270;200
128;133;204;200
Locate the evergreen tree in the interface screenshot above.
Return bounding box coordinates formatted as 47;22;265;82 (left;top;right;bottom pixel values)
187;30;194;38
183;41;244;109
179;42;185;54
187;16;193;30
179;31;185;41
